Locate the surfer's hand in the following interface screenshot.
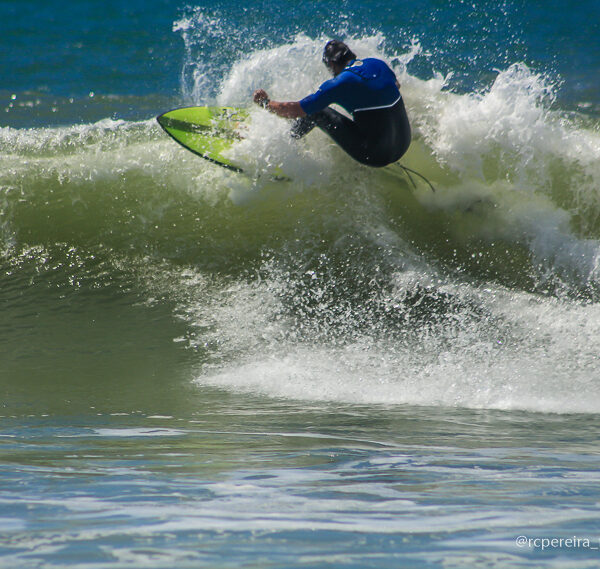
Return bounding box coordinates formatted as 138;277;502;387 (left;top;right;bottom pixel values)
253;89;270;107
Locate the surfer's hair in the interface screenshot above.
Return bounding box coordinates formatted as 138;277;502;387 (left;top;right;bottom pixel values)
322;40;356;68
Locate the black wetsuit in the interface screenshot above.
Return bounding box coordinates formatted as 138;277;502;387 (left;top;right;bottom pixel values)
295;58;411;167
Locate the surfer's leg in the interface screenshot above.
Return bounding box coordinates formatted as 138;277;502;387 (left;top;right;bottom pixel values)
291;102;412;167
291;108;373;164
291;108;351;138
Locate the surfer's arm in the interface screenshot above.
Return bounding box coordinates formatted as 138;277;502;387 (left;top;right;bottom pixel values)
266;101;306;119
253;90;306;119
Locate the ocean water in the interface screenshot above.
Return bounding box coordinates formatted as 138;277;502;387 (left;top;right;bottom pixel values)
2;1;600;567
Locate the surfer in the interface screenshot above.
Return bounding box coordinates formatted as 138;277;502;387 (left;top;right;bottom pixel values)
253;40;411;167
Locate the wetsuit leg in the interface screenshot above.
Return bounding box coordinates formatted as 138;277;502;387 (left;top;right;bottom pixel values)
291;108;370;165
291;98;411;167
291;108;362;147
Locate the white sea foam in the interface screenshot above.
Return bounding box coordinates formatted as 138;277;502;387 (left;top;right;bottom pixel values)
192;271;600;414
211;36;600;279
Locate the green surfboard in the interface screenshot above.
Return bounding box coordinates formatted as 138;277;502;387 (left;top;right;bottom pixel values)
157;106;248;172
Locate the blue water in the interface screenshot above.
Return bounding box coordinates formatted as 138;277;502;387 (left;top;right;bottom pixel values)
3;0;599;126
2;1;600;567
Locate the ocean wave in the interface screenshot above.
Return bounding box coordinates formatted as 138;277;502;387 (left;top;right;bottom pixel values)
3;31;600;413
3;33;600;289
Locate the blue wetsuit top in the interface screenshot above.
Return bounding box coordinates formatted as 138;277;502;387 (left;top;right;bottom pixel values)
299;58;401;116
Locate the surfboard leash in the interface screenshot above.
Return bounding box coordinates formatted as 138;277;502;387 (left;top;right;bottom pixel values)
397;164;436;193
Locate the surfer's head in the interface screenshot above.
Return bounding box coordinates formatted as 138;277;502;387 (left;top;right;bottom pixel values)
322;40;356;75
